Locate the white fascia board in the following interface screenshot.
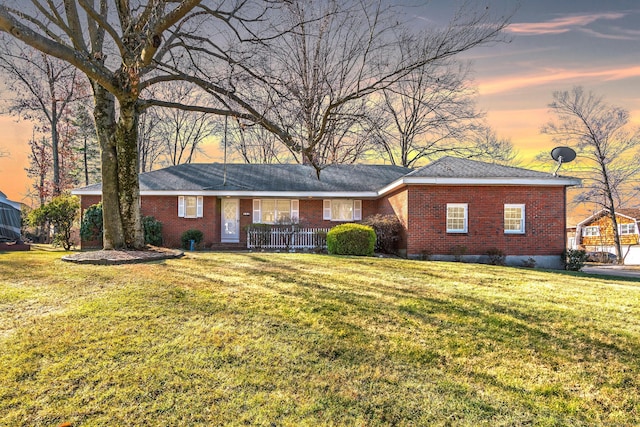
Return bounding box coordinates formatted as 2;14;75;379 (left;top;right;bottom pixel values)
378;176;581;196
71;189;101;196
73;189;380;199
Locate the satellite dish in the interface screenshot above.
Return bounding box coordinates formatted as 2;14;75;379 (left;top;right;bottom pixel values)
550;146;576;176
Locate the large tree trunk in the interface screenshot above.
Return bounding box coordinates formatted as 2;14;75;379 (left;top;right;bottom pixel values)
92;83;144;250
115;98;145;249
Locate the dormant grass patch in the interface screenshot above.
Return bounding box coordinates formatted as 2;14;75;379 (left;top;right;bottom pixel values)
1;250;638;426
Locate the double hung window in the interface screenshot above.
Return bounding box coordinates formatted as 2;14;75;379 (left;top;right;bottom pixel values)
446;204;468;233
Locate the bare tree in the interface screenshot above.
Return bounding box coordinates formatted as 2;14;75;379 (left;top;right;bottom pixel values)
0;36;87;196
147;83;216;166
243;0;509;172
542;86;640;263
223;119;294;164
24;131;52;206
68;105;101;186
0;0;509;249
374;51;483;167
464;127;519;165
138;109;165;173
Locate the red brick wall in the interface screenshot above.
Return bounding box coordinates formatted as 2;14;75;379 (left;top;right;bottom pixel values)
405;185;567;257
143;196;219;248
80;196;379;248
377;188;409;252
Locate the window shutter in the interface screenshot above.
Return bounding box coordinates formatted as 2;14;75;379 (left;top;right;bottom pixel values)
178;196;185;217
196;196;204;218
291;200;299;222
353;200;362;220
253;199;261;223
323;200;332;220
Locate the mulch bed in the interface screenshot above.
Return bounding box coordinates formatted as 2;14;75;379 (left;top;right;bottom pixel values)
61;246;184;265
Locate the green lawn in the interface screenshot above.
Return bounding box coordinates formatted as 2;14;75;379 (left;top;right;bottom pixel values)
1;250;638;426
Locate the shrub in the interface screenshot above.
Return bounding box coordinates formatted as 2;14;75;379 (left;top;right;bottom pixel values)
28;194;79;250
563;249;588;271
361;214;402;254
486;247;506;266
450;245;467;262
181;229;204;250
81;207;163;247
80;203;103;242
326;223;376;256
522;257;537;268
143;216;163;246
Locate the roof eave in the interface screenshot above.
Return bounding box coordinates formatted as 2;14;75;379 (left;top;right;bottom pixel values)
378;176;582;195
72;189;381;199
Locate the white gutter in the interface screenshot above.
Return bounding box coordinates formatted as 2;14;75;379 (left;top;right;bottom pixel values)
72;189;380;199
377;176;582;196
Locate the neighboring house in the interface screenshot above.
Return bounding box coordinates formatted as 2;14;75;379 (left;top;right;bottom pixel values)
0;191;21;242
72;156;580;268
575;208;640;265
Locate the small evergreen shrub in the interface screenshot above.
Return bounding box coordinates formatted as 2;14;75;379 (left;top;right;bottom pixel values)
181;229;204;250
80;203;103;242
563;249;588;271
361;214;402;254
522;257;537;268
143;216;163;246
486;247;506;266
326;223;376;256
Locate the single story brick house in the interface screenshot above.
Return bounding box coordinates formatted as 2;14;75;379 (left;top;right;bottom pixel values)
574;208;640;265
73;156;580;268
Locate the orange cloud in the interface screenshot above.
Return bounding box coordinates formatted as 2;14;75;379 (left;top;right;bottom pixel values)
507;12;626;35
479;65;640;95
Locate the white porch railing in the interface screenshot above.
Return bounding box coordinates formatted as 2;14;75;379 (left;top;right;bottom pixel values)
247;226;329;250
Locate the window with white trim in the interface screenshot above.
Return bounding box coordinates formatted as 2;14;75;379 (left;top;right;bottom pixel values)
178;196;203;218
252;199;299;224
446;203;467;233
322;200;362;221
619;223;637;235
504;204;525;234
582;226;600;237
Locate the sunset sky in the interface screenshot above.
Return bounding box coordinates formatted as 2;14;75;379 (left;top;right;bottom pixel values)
1;0;639;205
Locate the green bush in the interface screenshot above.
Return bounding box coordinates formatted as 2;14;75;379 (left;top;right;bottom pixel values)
181;229;204;250
143;216;163;246
563;249;588;271
326;223;375;256
81;206;163;247
361;214;402;254
80;203;103;242
28;194;79;250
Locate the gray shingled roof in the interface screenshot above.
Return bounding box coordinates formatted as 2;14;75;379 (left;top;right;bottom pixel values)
75;157;578;195
408;156;559;179
77;163;412;193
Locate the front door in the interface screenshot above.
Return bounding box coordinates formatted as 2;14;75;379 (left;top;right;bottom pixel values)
221;198;240;242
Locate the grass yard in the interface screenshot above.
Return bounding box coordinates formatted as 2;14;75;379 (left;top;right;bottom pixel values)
0;250;639;426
